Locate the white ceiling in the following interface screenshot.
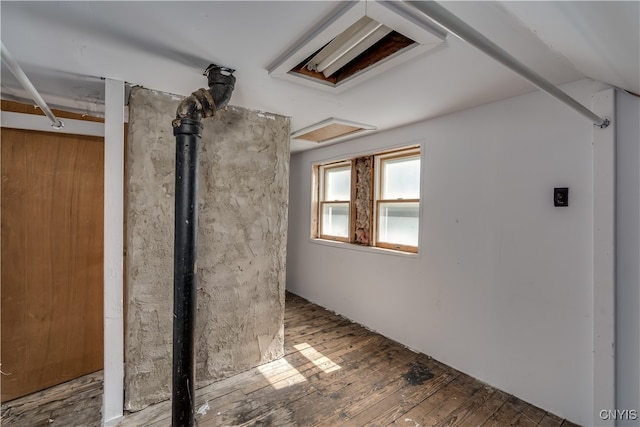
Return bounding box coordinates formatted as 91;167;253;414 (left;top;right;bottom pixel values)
1;1;638;153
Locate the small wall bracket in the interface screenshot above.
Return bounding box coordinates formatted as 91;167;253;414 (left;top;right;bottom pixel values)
594;118;610;129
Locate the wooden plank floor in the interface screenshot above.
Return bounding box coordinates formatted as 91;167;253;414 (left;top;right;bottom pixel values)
2;292;581;427
0;371;102;426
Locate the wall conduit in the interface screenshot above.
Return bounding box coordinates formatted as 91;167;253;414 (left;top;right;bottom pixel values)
405;1;610;128
1;42;65;129
171;64;236;427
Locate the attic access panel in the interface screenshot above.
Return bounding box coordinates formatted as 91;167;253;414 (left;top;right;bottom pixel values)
291;118;376;144
268;0;446;93
291;16;416;86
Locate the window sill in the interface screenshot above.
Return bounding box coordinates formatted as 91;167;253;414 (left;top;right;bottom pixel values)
309;237;420;258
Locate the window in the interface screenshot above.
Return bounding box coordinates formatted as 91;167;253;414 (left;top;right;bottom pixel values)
313;146;420;253
318;162;352;241
375;150;420;252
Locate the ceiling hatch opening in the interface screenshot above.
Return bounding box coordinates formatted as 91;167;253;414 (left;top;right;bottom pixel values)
268;1;447;92
292;16;415;86
291;118;375;144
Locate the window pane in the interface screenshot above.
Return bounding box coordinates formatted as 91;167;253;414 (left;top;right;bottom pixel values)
382;156;420;199
322;203;349;237
325;167;351;201
378;202;419;246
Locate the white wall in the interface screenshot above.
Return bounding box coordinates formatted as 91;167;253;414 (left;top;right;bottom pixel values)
286;79;610;426
615;89;640;424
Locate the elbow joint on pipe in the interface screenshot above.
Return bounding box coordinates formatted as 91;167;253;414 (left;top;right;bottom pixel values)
173;65;236;129
173;88;215;125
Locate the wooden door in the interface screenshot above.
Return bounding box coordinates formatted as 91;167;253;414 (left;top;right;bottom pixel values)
1;126;104;402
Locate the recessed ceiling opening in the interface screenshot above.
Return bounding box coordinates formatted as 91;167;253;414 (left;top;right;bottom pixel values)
290;16;416;86
268;1;447;92
291;118;376;144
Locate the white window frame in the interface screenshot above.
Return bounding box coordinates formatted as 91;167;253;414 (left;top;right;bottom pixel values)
373;147;420;253
318;160;352;242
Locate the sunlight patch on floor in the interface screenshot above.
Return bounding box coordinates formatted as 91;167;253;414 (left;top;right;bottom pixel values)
257;359;307;389
294;343;342;373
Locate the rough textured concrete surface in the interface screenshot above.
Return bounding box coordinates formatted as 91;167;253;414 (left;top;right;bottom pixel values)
124;86;289;411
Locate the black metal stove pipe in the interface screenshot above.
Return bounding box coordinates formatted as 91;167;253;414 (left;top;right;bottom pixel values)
171;65;235;427
172;118;202;427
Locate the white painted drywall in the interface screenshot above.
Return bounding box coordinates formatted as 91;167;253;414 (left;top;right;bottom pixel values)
615;89;640;425
286;79;610;425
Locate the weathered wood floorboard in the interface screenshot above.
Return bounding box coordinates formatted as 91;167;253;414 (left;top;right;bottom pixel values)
0;371;102;426
1;292;582;427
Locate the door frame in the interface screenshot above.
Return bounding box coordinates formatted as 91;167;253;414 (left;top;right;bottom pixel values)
1;81;126;425
103;79;125;426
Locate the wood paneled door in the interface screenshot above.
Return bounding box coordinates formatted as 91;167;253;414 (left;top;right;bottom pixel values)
1;124;104;402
